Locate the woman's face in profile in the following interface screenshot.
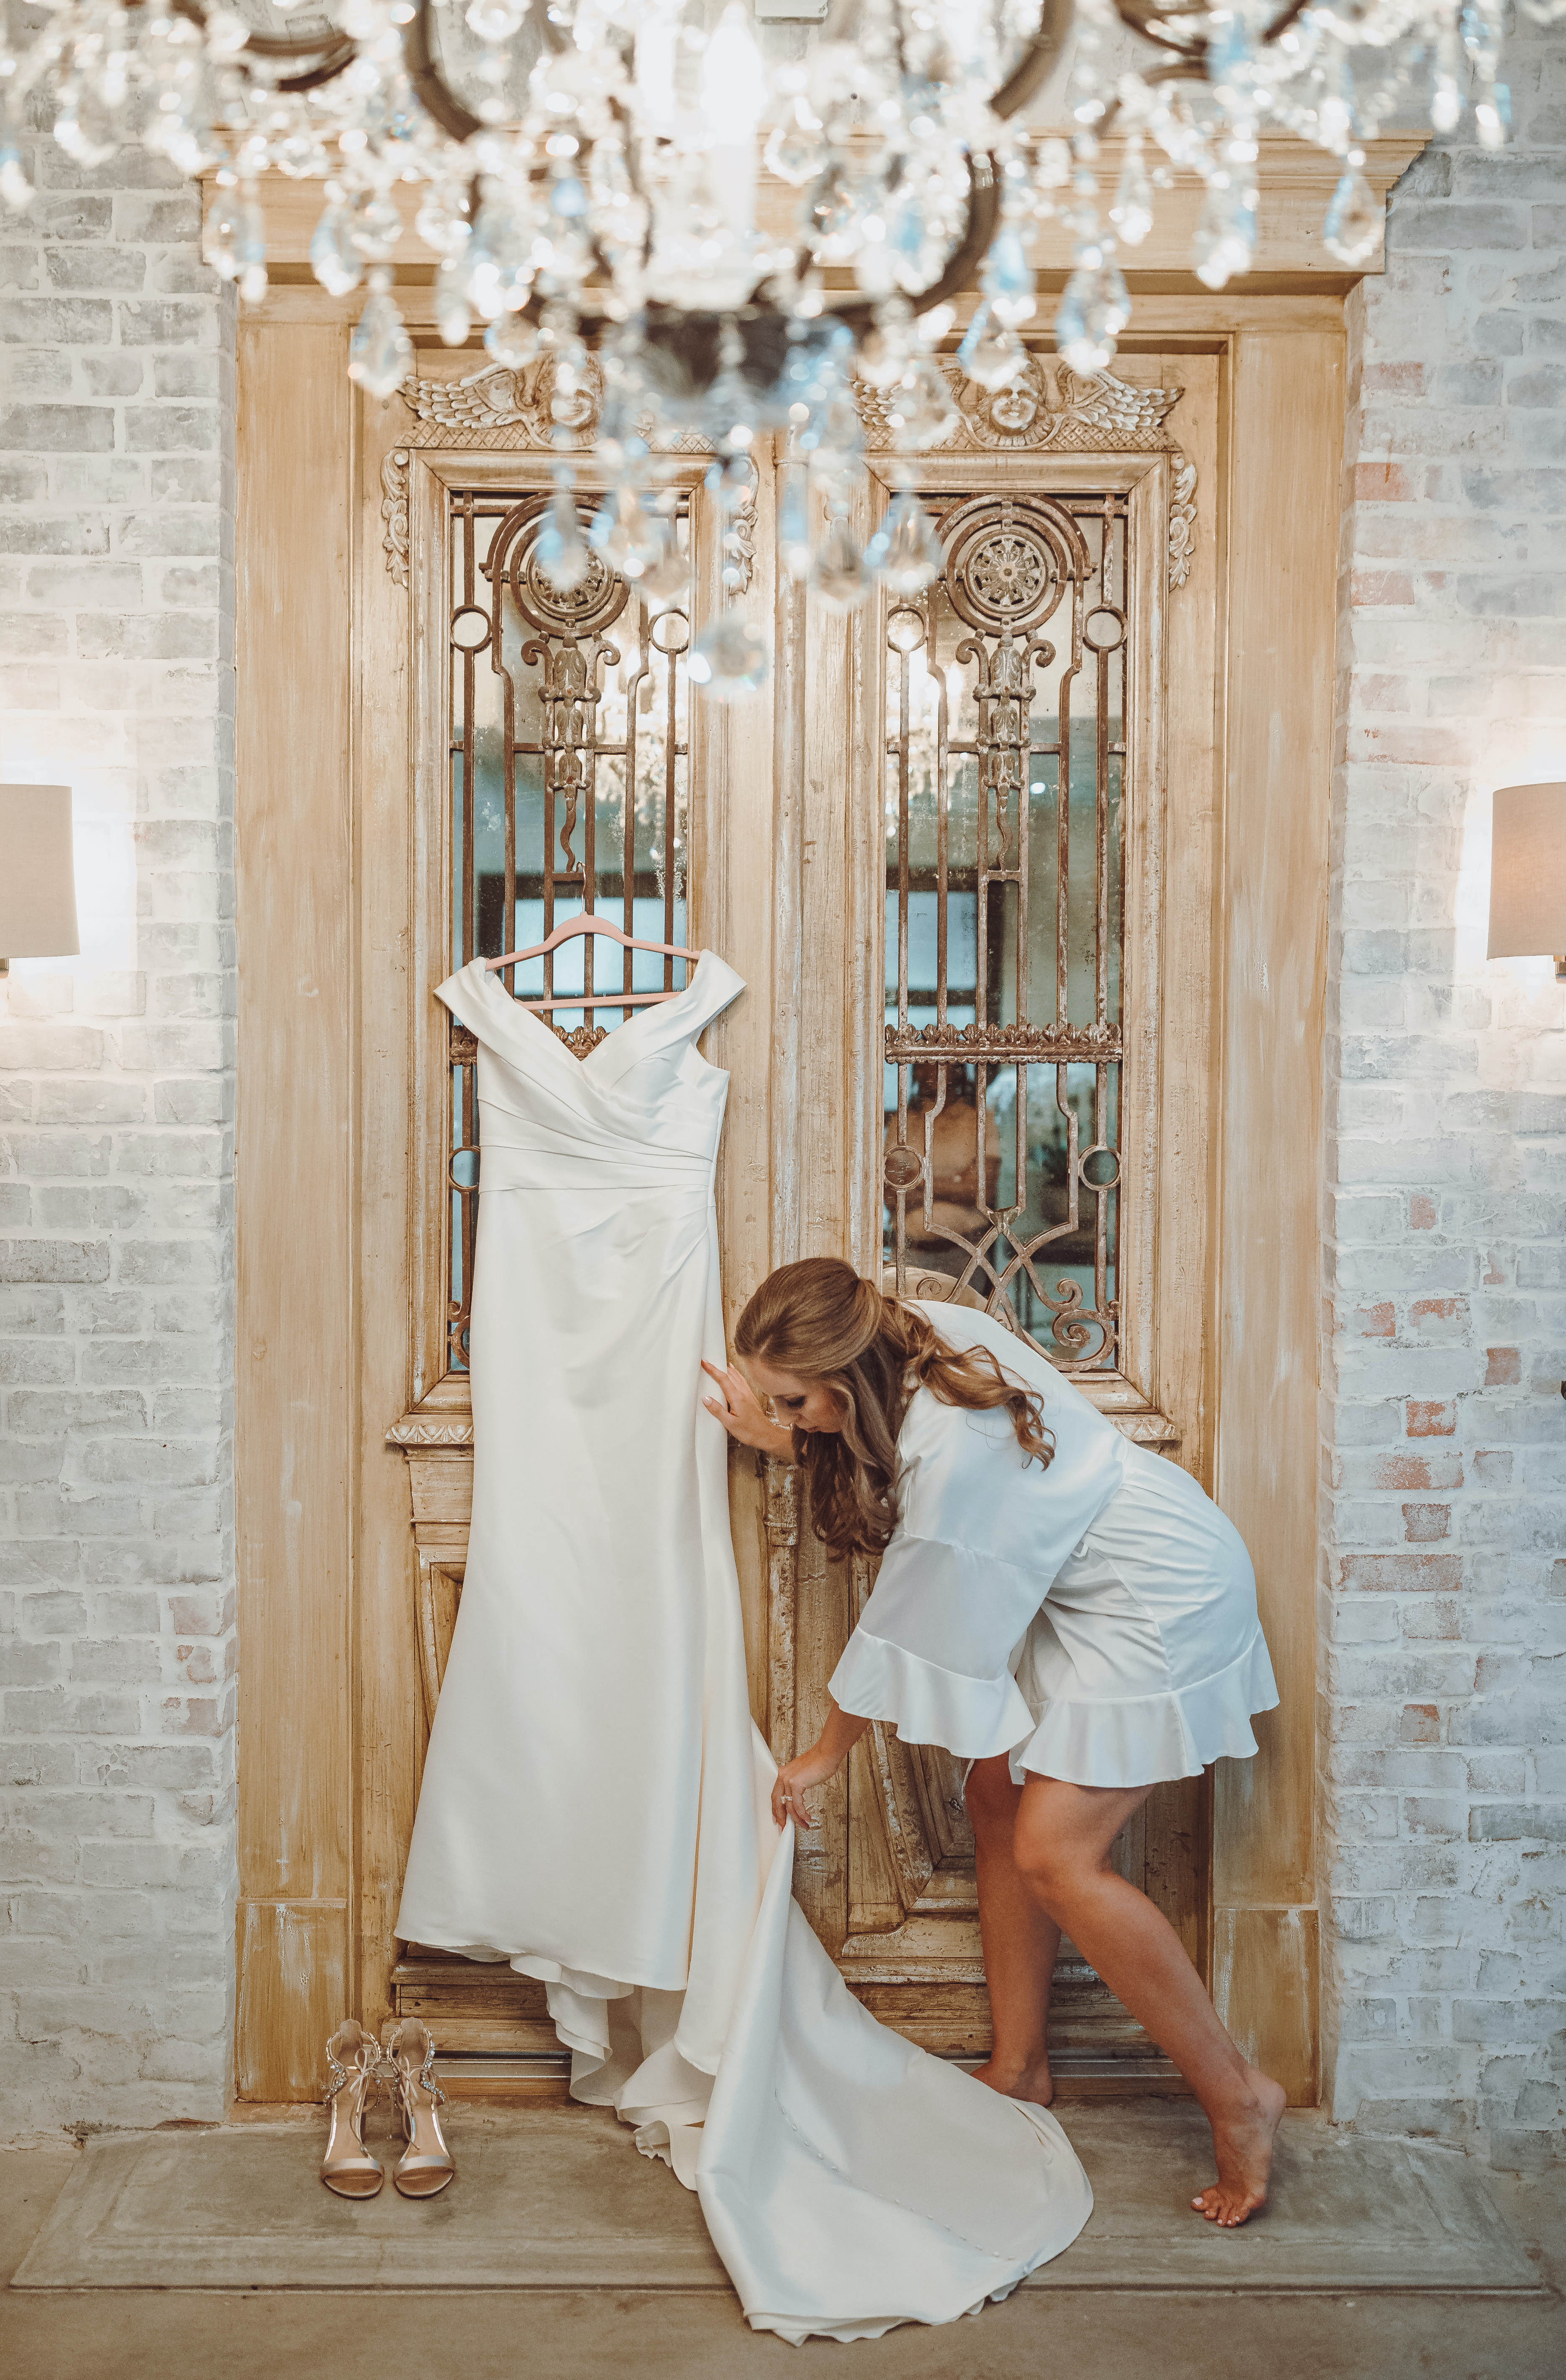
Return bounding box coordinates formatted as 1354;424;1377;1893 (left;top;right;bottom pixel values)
744;1358;845;1436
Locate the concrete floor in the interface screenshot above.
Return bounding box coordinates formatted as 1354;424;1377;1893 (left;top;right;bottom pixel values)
3;2110;1563;2380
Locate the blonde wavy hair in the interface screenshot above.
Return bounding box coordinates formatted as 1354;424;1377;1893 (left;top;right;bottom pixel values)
734;1257;1054;1561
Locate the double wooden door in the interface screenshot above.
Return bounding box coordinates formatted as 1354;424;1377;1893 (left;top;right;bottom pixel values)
234;294;1335;2108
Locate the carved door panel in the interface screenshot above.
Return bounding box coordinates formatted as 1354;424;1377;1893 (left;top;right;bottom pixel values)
764;352;1224;2082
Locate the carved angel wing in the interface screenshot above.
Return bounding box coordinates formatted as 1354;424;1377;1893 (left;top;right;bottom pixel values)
401;363;531;427
1065;368;1183;442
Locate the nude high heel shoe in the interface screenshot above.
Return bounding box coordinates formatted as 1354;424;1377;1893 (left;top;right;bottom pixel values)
321;2021;385;2199
384;2017;456;2199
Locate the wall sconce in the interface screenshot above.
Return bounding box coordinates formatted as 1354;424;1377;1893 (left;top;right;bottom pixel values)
0;785;79;979
1488;781;1566;981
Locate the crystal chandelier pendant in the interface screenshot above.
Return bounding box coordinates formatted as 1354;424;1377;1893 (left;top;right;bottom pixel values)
535;492;592;594
810;513;871;613
1110;138;1155;251
1055;265;1131;377
435;260;472;350
957;306;1027;394
311;206;363;301
689;611;769;701
639;525;693;608
0;0;1544;589
866;493;943;598
485;313;539;370
347;270;413;404
1323;170;1383;269
1192;181;1258;292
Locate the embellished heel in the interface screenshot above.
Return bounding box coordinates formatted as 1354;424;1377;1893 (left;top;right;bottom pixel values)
321;2020;384;2199
385;2017;456;2200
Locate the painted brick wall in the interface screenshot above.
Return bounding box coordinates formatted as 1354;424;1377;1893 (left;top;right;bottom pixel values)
1326;25;1566;2170
0;139;237;2135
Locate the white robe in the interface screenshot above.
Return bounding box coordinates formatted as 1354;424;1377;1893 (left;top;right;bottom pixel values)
830;1302;1278;1789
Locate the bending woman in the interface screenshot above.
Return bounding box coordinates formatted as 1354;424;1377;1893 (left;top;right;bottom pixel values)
702;1257;1285;2229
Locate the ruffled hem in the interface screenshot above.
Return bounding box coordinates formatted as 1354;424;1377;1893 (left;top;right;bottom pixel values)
1010;1625;1280;1788
829;1627;1037;1760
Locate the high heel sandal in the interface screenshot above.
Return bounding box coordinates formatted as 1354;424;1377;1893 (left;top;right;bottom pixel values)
384;2017;456;2199
321;2020;385;2199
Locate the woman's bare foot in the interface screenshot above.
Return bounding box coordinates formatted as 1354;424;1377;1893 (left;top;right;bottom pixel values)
972;2054;1055;2110
1192;2066;1286;2227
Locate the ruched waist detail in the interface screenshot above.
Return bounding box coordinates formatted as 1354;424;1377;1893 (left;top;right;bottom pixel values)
478;1112;715;1194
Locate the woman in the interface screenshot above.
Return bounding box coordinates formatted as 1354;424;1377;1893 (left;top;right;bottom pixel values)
701;1258;1285;2230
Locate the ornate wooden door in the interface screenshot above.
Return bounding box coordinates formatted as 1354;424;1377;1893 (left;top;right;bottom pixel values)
366;339;1223;2089
235;293;1335;2112
754;358;1224;2084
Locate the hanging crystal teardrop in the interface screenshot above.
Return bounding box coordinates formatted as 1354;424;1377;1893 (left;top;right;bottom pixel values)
1323;171;1382;268
957;306;1027;393
485;311;538;369
639;525;692;606
982;224;1035;329
689;610;768;701
534;490;591;594
347;270;412;403
310;205;361;300
1110;137;1155;249
809;512;870;612
866;492;943;598
1192;181;1257;291
779;467;811;582
1055;264;1130;376
436;258;471;348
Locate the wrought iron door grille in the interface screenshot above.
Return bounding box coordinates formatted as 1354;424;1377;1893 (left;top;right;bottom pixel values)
445;487;692;1374
884;490;1128;1373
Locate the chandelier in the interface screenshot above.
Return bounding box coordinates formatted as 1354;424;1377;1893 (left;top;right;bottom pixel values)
3;0;1558;695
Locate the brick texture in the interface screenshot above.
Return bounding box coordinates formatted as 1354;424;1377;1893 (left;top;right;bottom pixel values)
1327;28;1566;2172
0;136;236;2135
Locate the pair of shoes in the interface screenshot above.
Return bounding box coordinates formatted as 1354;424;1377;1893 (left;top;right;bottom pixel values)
320;2017;456;2201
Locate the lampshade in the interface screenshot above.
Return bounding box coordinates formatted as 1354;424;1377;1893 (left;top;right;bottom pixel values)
1488;783;1566;960
0;785;79;962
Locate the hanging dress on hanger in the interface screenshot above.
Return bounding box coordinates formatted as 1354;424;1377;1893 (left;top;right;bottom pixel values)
396;952;1092;2344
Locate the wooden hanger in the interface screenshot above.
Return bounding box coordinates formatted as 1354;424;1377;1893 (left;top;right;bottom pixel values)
486;912;700;1011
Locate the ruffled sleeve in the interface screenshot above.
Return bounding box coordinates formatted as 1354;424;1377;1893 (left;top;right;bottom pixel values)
827;1531;1043;1761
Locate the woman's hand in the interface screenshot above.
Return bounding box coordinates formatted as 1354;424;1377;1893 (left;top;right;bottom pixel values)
770;1702;872;1831
701;1359;796;1460
771;1743;842;1832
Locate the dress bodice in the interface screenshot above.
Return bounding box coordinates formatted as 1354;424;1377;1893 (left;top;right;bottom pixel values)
435;951;745;1194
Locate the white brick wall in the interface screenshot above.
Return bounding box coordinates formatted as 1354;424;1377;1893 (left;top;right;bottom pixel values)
2;72;1561;2165
1326;25;1566;2170
0;136;237;2136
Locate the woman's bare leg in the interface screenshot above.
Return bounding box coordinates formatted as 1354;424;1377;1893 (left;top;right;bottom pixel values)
964;1754;1062;2108
1014;1775;1286;2226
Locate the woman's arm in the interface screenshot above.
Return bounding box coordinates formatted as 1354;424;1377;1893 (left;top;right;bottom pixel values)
700;1358;797;1461
771;1698;872;1831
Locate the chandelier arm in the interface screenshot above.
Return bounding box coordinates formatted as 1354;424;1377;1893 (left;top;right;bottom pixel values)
990;0;1076;122
152;0;356;65
1260;0;1312;41
824;148;1001;335
1106;0;1206;59
405;0;485;145
532;0;570;57
1109;0;1311;59
1093;54;1208;136
275;44;362;95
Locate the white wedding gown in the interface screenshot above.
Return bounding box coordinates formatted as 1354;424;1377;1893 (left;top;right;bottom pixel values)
396;953;1092;2343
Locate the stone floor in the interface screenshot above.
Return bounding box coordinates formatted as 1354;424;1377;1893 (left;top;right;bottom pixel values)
3;2100;1562;2380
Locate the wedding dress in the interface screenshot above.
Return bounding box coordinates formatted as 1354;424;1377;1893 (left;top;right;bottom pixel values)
395;952;1092;2343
